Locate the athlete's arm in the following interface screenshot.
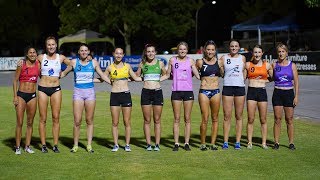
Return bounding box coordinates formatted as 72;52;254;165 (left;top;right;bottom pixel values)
159;61;167;82
191;58;200;80
93;60;111;84
128;64;142;81
292;62;299;107
13;59;23;106
218;55;225;77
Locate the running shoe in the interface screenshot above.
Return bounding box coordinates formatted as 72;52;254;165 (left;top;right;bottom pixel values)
210;144;218;151
146;144;152;151
234;142;241;150
124;144;131;152
262;144;268;149
247;142;253;149
200;144;208;151
184;143;191;151
15;147;21;155
25;146;35;154
52;145;60;153
70;145;78;153
154;144;160;151
289;143;296;150
111;144;119;152
172;144;179;151
222;142;229;150
41;145;48;153
87;145;94;153
273;143;280;150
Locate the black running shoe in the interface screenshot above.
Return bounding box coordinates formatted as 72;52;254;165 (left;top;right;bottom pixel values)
289;143;296;150
172;144;179;151
41;145;48;153
273;143;280;150
210;145;218;151
184;144;191;151
200;144;207;151
52;145;60;153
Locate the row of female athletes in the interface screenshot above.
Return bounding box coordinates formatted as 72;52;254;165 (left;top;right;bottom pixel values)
13;36;298;154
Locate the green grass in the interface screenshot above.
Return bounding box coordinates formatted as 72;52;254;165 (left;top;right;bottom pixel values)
0;86;319;179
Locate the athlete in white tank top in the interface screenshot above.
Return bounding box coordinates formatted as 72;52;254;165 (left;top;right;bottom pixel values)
41;54;61;77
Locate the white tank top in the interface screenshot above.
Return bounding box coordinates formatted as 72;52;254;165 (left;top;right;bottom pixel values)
223;54;245;87
41;54;61;77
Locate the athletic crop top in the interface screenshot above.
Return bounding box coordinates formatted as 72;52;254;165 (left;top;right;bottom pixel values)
142;60;161;81
247;61;268;80
109;62;130;80
199;59;220;78
274;61;294;88
73;58;95;89
223;55;245;87
41;54;61;77
19;60;40;83
171;57;193;91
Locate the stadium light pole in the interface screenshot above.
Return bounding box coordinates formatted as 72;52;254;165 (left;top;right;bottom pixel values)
195;1;216;50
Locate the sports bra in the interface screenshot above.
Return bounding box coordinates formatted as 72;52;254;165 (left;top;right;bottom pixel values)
142;60;161;81
199;59;220;78
19;60;39;83
109;62;130;80
247;61;268;80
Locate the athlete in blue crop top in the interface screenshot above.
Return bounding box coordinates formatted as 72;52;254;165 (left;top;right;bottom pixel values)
272;43;299;150
60;43;111;153
196;40;222;151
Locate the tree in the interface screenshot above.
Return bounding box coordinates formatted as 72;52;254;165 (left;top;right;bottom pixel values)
0;0;51;54
235;0;297;22
305;0;320;7
54;0;201;55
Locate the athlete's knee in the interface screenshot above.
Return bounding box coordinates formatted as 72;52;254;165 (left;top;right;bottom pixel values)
235;114;243;121
26;120;34;128
144;118;151;125
274;118;282;125
184;117;191;124
86;119;93;126
154;118;161;125
260;118;267;125
74;121;81;127
285;117;293;125
201;118;209;125
174;117;180;124
247;117;255;124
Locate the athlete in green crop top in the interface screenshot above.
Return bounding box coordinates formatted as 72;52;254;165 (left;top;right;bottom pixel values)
136;44;167;151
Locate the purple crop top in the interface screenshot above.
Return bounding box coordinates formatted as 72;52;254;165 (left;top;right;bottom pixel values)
274;61;294;88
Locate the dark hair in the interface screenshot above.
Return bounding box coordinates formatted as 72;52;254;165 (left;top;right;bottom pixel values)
229;39;241;47
252;44;263;52
141;43;156;63
24;46;37;59
251;44;264;61
79;43;89;50
203;40;218;59
113;47;124;53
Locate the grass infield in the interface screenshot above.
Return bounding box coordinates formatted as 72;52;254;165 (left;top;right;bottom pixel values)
0;87;319;179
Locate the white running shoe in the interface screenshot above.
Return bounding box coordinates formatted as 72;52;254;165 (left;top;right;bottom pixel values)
124;145;131;152
25;146;35;154
111;145;119;152
15;147;21;155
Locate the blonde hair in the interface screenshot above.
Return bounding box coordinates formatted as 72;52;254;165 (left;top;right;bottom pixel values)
177;41;189;50
276;43;288;52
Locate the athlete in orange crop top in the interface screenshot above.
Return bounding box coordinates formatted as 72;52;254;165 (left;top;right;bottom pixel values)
245;45;272;149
